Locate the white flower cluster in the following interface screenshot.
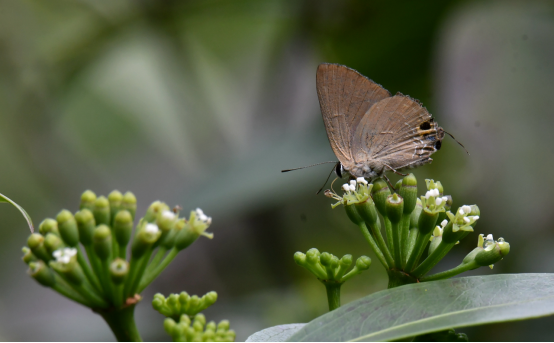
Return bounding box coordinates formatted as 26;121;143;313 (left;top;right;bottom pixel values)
195;208;212;225
342;177;368;193
425;188;448;206
458;205;479;223
53;247;77;264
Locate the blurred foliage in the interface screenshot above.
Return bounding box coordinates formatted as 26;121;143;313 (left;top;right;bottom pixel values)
1;0;554;341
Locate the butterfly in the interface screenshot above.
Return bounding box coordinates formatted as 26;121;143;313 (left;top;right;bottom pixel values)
282;63;465;190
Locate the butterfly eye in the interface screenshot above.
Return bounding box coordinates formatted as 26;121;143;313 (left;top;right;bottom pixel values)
420;121;432;130
335;163;343;178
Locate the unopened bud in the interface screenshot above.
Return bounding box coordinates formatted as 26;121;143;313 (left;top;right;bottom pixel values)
56;210;79;247
108;190;123;224
355;256;371;270
93;225;112;260
75;209;95;246
122;192;137;220
399;173;418;214
144;201;170;223
28;260;56;287
385;193;404;223
114;210;133;247
44;233;64;256
93;196;111;226
80;190;97;212
371;178;391;217
39;218;59;236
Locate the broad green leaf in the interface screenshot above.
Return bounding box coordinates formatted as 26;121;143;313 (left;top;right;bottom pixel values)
0;192;34;233
289;274;554;342
247;324;305;342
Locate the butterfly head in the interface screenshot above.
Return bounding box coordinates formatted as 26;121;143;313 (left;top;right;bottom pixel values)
335;163;350;179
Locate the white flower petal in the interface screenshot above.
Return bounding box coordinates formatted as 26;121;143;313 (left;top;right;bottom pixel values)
342;184;350;192
162;210;176;220
145;223;159;234
441;219;448;227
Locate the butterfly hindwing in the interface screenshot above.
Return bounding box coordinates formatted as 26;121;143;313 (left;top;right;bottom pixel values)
316;63;391;167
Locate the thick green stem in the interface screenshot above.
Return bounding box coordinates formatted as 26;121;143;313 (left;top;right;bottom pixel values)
384;217;394;255
420;261;478;282
405;227;419;264
144;247;167;276
405;232;433;272
86;245;108;297
412;241;456;278
323;282;342;311
358;223;388;268
98;304;142;342
400;215;410;268
387;269;418;289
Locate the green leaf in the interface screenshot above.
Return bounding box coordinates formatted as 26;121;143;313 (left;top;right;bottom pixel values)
289;274;554;342
246;324;305;342
0;192;34;233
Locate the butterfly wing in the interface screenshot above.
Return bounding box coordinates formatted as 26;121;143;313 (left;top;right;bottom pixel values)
351;94;443;171
316;63;391;167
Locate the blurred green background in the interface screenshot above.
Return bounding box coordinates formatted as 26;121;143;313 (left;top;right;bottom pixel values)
1;0;554;340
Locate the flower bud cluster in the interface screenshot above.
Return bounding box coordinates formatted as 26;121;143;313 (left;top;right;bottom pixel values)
323;174;510;284
22;190;215;311
153;291;218;318
164;314;235;342
294;248;371;284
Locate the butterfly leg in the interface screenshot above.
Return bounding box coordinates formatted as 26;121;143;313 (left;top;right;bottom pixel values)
383;163;408;177
381;174;397;191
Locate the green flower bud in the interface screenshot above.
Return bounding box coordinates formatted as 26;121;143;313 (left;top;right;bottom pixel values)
28;260;56;287
164;318;177;335
93;196;111;226
475;236;510;267
109;258;129;284
306;248;321;265
385;194;404;224
56;210;79;247
80;190;97;212
355;199;379;226
410;199;423;228
122;192;137;221
394;179;402;193
44;233;64;256
355;256;371;270
335;254;353;279
218;320;230;331
131;222;161;257
194;313;206;327
399;173;418;214
203;291;218;308
93;225;112;260
173;223;198;251
344;204;364;225
435;181;444;195
371;178;391;216
320;252;339;279
161;218;184;249
462;247;482;268
27;233;51;261
144;201;170;223
22;247;37;264
294;251;306;265
157;210;177;234
108;190;123;224
418;208;439;235
75;209;95;246
114;210;133;247
39;218;59;236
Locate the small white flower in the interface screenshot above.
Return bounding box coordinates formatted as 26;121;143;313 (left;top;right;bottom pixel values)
195;208;212;224
442;196;448;203
463;217;471;224
356;177;368;185
472;216;480;221
458;208;464;215
161;210;176;221
349;180;356;187
435;197;443;206
342;184;350;192
441;219;448;227
486;234;493;241
145;223;159;234
348;184;356;192
462;205;472;214
53;247;77;264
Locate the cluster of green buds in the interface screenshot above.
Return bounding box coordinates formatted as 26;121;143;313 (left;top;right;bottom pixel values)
22;190;215;340
153;291;219;318
164;314;235;342
294;248;371;310
325;174;510;287
153;292;235;342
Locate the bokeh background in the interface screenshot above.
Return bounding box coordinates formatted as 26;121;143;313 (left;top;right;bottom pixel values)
1;0;554;341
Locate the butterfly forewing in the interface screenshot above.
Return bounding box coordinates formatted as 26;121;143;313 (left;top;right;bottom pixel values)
316;63;391;167
352;95;440;171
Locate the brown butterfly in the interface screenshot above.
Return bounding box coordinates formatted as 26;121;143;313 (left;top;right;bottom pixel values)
283;63;465;190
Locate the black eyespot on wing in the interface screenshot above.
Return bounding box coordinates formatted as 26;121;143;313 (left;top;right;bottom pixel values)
420;121;431;130
435;140;442;150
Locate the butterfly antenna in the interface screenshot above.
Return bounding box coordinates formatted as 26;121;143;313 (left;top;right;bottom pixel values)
281;161;337;173
316;163;339;195
444;130;470;155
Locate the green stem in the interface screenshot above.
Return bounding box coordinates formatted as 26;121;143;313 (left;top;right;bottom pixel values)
358;223;388;268
97;304;142;342
400;214;410;268
138;248;179;293
387;269;417;289
76;246;102;292
384;217;394;255
323;282;342;311
52;275;92;306
113;284;124;308
75;282;110;308
86;245;107;297
390;220;402;269
366;219;394;268
123;255;144;298
412;241;456;278
405;232;433;272
100;259;116;305
419;261;478;282
128;248;155;296
405;227;419;264
118;244;127;260
144;247;167;276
